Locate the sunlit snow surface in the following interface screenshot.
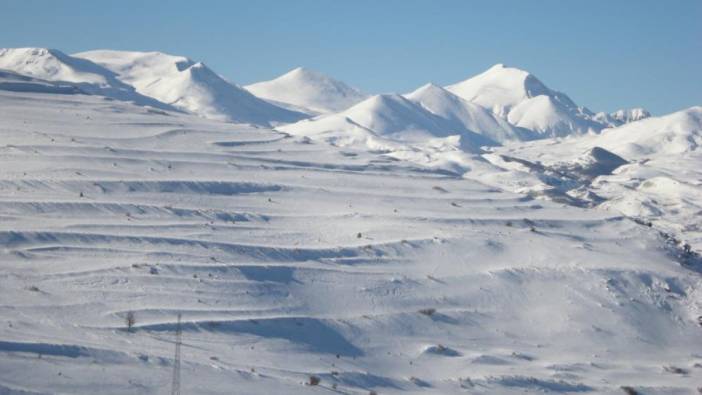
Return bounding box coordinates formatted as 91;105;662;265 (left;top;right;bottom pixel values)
0;87;700;395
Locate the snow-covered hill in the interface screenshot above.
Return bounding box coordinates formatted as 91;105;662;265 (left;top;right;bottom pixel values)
0;48;174;110
1;47;701;395
75;50;308;126
405;83;536;143
480;106;702;252
1;86;700;395
446;64;607;137
245;67;367;114
593;106;701;157
279;93;495;152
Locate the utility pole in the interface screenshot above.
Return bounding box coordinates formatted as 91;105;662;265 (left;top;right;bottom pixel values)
171;313;182;395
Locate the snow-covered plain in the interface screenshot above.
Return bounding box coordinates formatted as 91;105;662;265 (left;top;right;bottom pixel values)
0;49;701;395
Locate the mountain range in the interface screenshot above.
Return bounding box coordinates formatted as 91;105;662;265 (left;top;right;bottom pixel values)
2;46;702;395
0;47;654;141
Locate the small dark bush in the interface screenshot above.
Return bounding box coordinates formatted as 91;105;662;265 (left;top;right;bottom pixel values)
308;376;320;386
663;365;688;375
620;386;637;395
418;308;436;316
126;311;136;331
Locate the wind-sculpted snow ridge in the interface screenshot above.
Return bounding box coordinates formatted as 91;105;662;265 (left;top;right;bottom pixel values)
75;50;308;126
245;67;368;114
0;87;700;394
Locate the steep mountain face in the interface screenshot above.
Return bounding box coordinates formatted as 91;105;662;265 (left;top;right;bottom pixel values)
245;67;367;114
75;50;308;126
446;64;605;137
280;93;493;151
0;48;174;110
405;83;535;143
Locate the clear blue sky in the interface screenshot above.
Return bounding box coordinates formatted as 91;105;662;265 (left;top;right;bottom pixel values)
2;0;700;114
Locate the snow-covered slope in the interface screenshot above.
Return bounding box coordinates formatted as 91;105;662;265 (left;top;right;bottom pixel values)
593;106;702;157
446;64;606;137
245;67;367;114
0;69;83;94
1;87;701;395
75;50;308;126
0;48;174;110
405;83;536;143
481;106;702;251
280;93;494;152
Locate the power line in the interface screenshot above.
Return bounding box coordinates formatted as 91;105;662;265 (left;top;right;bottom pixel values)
171;313;182;395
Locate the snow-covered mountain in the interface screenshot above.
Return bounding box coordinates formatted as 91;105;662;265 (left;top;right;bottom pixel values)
75;50;308;126
245;67;367;114
0;48;174;110
280;93;494;151
593;106;701;157
446;64;606;137
1;46;702;395
404;83;536;143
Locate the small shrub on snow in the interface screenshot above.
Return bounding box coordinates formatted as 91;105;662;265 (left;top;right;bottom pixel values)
418;308;436;316
126;311;136;332
663;365;688;375
620;386;638;395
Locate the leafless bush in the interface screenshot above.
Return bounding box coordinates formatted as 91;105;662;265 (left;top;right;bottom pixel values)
620;386;637;395
126;311;136;332
418;308;436;316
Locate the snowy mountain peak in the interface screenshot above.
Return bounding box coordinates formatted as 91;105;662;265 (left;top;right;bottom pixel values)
405;82;534;143
446;64;561;114
286;66;323;78
75;49;307;126
280;92;496;153
245;66;367;114
407;82;448;97
446;64;609;137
